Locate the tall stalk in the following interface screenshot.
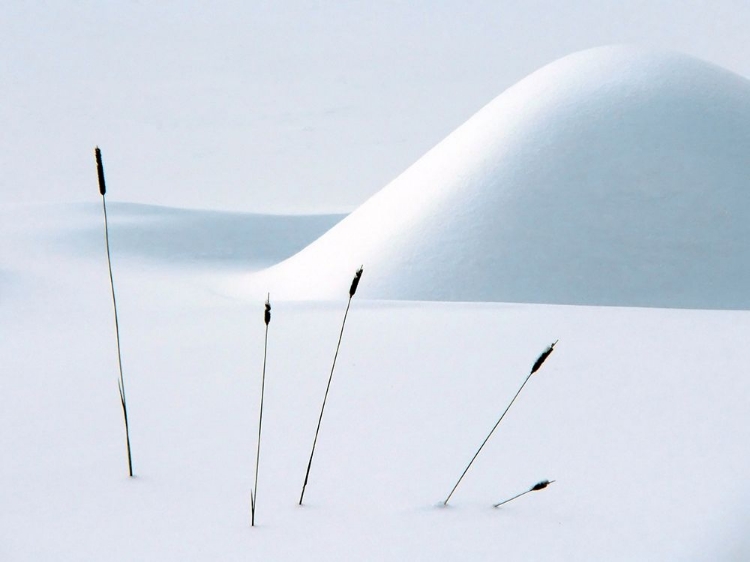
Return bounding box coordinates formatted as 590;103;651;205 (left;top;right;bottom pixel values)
96;147;133;477
251;295;271;526
299;267;363;506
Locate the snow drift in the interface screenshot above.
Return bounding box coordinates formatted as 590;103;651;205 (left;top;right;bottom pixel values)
242;45;750;308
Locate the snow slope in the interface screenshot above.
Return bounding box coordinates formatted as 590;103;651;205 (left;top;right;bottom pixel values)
243;46;750;308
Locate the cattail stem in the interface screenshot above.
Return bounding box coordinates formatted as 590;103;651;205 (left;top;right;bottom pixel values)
298;297;351;505
493;479;555;508
442;341;557;505
299;267;363;506
443;371;532;506
493;488;531;508
251;296;271;527
96;147;133;478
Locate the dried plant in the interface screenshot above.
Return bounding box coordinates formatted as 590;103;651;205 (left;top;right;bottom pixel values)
251;295;271;526
95;147;133;477
299;267;364;505
493;479;555;508
443;341;558;505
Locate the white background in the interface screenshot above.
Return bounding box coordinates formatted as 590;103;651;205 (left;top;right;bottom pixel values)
3;0;750;212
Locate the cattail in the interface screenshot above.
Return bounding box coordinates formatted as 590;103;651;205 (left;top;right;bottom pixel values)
349;267;363;297
493;479;555;508
251;295;271;526
96;147;106;195
299;266;364;506
442;341;558;505
95;147;133;477
531;341;557;375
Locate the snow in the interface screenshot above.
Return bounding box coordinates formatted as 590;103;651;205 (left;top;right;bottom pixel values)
6;3;750;214
2;200;750;560
3;46;750;560
0;202;344;273
241;46;750;309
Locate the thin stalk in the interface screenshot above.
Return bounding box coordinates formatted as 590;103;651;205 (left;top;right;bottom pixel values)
442;341;557;505
493;488;531;508
252;296;271;527
299;296;352;506
494;479;555;508
96;147;133;478
299;266;363;506
443;371;533;505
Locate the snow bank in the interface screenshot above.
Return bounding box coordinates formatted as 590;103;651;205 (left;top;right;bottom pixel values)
242;46;750;308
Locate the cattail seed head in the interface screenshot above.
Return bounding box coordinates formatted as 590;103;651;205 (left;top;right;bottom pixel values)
264;294;271;325
530;340;558;375
531;479;554;491
95;147;106;195
349;266;364;297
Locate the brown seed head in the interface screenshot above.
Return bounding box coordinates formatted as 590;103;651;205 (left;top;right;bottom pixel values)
95;147;106;195
530;340;557;375
349;266;364;297
531;479;554;491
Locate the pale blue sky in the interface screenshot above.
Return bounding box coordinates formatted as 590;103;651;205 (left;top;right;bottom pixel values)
2;1;749;212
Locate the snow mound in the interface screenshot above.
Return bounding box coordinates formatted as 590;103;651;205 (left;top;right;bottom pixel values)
244;46;750;308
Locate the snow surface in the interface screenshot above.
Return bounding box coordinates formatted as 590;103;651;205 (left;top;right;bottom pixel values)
2;201;750;560
0;203;344;273
3;45;750;560
241;46;750;309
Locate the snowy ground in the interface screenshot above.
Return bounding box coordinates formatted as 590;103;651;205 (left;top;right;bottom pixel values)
2;203;748;560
